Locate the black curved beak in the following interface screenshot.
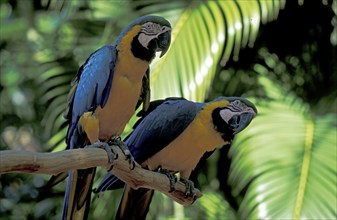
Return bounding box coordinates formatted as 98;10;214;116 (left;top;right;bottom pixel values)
157;30;171;57
229;112;255;135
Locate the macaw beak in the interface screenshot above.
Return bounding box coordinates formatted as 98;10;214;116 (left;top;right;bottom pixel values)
157;30;171;57
229;112;256;135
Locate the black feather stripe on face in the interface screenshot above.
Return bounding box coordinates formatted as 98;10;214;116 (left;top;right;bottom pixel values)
131;34;157;62
212;107;234;142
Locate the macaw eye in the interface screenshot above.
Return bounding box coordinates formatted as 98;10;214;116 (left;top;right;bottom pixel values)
233;100;240;106
144;23;153;30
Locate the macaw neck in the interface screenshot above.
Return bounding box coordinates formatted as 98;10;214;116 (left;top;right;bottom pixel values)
130;34;156;62
212;107;234;142
116;25;156;63
115;27;151;82
198;99;235;142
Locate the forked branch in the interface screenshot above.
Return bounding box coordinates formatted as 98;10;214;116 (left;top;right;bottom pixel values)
0;145;202;205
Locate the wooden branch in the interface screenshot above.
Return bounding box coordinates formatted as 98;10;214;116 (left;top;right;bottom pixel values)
0;146;202;206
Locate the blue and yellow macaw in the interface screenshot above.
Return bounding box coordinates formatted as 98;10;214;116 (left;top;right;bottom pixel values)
62;15;171;220
95;97;257;220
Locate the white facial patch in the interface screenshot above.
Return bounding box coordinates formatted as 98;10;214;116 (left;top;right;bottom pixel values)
138;32;155;49
219;108;237;123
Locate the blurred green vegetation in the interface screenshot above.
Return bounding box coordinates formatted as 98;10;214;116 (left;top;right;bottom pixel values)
1;0;336;219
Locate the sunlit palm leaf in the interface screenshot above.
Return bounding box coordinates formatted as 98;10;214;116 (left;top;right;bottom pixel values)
150;0;286;101
228;77;337;218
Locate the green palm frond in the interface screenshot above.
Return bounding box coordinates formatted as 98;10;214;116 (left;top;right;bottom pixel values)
38;60;75;129
150;0;286;101
228;76;337;218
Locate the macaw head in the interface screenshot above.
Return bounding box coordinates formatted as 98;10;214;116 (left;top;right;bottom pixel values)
116;15;171;61
210;97;257;141
136;15;171;57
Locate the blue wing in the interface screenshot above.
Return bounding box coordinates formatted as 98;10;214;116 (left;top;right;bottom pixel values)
129;98;202;163
95;98;204;192
65;45;116;149
61;45;117;219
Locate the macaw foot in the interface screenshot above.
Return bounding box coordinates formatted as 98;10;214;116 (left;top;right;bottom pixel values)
180;178;197;200
86;141;117;166
108;136;135;170
157;167;177;192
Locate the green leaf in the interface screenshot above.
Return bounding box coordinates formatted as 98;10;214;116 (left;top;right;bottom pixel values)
150;0;286;101
228;95;337;219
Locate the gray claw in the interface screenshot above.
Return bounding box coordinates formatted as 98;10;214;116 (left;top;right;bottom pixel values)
180;178;196;199
157;167;177;192
108;136;135;170
86;141;117;166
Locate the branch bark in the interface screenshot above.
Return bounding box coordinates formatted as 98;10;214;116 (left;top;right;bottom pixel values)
0;145;202;205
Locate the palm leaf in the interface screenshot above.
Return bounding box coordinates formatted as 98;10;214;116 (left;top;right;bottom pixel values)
149;0;286;101
228;76;337;218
